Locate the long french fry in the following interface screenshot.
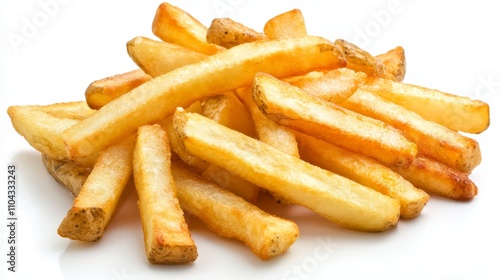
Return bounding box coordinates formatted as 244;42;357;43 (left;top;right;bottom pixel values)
252;73;417;168
171;161;298;260
63;36;346;159
173;108;400;232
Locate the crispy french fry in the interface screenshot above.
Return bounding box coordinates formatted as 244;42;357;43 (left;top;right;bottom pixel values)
63;36;346;159
206;17;265;48
41;154;91;197
342;88;481;174
288;68;368;104
334;39;392;80
264;9;307;39
85;69;152;110
362;78;490;134
376;46;406;82
173;109;400;232
172;161;299;260
57;135;135;242
394;157;478;200
127;36;208;78
152;2;225;55
252;73;417;168
296;132;429;219
133;124;197;264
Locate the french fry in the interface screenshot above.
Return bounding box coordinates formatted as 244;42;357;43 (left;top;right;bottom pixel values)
334;39;393;80
63;36;346;159
288;68;368;104
394;157;478;200
173;108;400;232
152;2;225;55
41;154;91;197
375;46;406;82
40;101;96;120
206;17;265;49
342;88;482;174
57;135;135;242
263;9;307;39
171;161;299;260
133;124;197;264
296;132;429;219
362;78;490;134
127;36;208;78
252;73;417;168
85;69;152;110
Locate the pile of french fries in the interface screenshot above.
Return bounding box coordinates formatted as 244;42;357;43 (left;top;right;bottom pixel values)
7;2;490;264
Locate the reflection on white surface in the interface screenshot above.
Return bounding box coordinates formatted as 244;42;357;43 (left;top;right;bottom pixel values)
1;1;499;280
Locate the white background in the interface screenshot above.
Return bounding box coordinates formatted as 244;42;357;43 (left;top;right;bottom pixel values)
1;1;499;279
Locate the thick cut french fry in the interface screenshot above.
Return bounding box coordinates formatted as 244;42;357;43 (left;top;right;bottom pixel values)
171;161;298;260
173;109;400;232
376;46;406;82
63;36;346;159
206;18;265;49
41;101;96;120
296;132;429;219
133;124;197;264
394;157;478;200
334;39;392;80
85;69;152;110
362;78;490;134
342;88;481;174
289;68;367;104
41;154;91;197
152;2;225;55
127;36;208;78
252;73;417;168
57;136;135;242
264;9;307;39
236;87;300;158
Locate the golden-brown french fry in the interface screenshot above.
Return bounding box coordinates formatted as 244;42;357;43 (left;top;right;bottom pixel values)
362;78;490;134
41;101;96;120
263;9;307;39
334;39;392;80
85;69;152;110
235;87;300;158
173;109;400;232
63;36;346;159
252;73;417;168
296;132;429;219
41;154;91;197
152;2;225;55
206;17;265;49
394;157;478;200
342;88;481;174
288;68;368;104
375;46;406;82
57;135;135;242
133;124;197;264
171;161;298;260
127;36;208;78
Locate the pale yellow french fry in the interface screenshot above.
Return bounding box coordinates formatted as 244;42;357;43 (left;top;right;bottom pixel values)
252;73;417;168
152;2;225;55
127;36;208;78
362;78;490;134
172;161;299;260
57;135;135;242
375;46;406;82
342;88;481;174
173;108;400;232
41;154;91;197
63;36;346;159
263;9;307;39
133;124;197;264
296;132;429;219
394;157;478;200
